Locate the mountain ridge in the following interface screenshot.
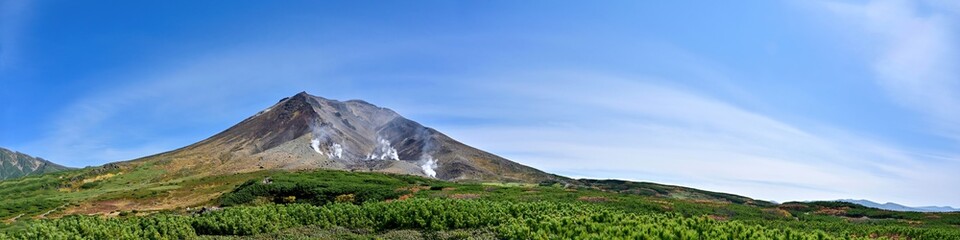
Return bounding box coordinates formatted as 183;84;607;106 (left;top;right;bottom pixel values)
0;147;72;180
839;199;959;213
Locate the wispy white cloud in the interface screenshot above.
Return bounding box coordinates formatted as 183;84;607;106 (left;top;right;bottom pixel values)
432;73;960;206
816;0;960;141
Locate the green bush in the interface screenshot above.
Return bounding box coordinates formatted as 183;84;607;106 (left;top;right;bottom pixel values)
79;181;100;189
7;199;958;239
4;170;959;239
219;170;427;206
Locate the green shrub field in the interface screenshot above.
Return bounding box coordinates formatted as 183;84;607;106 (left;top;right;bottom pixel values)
2;170;959;239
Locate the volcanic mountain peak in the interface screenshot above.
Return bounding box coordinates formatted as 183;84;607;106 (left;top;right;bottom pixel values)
134;92;560;183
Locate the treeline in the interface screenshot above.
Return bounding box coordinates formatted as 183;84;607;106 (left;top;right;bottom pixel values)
5;198;958;239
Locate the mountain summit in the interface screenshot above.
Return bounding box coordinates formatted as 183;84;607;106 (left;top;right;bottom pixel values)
0;147;71;180
128;92;561;183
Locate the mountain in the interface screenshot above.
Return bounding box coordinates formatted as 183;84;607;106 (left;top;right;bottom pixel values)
0;92;779;218
839;199;959;213
122;92;564;183
0;147;71;180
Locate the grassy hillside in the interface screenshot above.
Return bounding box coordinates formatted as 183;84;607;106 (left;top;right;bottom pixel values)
575;179;775;207
0;162;274;221
2;169;958;239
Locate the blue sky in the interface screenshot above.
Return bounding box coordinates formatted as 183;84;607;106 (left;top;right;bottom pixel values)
1;0;958;206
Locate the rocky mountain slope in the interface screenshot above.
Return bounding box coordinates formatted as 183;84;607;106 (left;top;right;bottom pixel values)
123;92;563;183
0;147;71;180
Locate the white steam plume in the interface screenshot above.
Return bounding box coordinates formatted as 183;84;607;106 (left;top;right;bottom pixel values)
368;137;399;160
328;143;343;159
310;138;323;154
420;155;438;178
416;128;439;178
310;121;344;158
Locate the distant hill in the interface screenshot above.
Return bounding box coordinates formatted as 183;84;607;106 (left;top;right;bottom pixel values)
0;147;72;180
840;199;959;213
576;179;775;206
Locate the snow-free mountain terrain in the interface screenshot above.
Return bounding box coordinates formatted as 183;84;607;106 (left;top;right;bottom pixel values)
0;147;71;180
121;92;563;183
840;199;959;213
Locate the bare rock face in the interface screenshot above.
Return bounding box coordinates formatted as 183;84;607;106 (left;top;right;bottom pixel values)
128;92;562;183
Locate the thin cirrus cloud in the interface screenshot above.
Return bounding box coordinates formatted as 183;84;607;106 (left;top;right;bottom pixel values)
816;0;960;141
432;74;959;206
